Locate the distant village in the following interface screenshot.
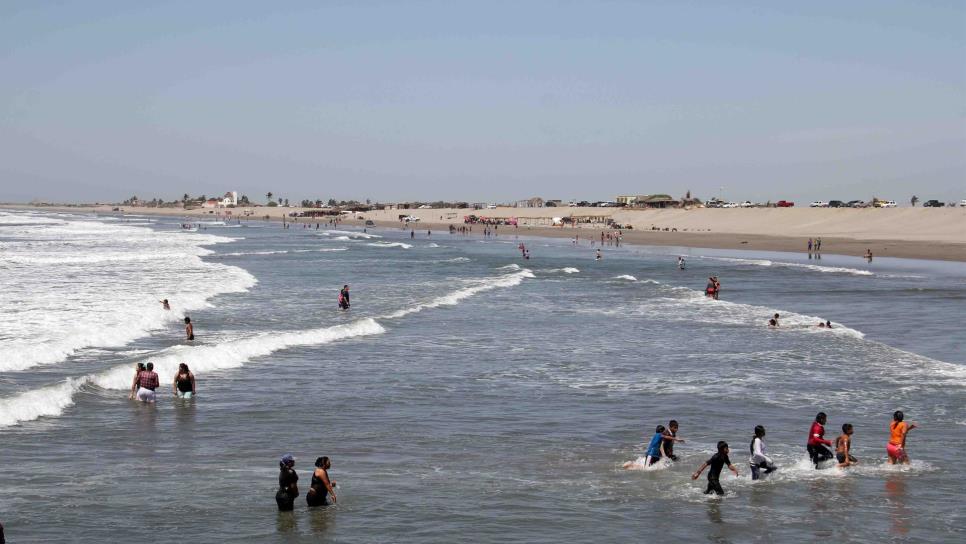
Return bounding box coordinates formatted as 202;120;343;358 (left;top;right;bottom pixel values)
35;190;947;211
110;191;712;211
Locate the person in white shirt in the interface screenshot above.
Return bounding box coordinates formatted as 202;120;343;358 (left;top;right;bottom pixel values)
750;425;777;480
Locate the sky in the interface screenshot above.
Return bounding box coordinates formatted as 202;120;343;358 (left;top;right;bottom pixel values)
1;1;964;205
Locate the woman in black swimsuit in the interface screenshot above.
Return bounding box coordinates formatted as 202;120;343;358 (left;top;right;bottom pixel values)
173;363;196;398
306;456;337;507
275;455;299;511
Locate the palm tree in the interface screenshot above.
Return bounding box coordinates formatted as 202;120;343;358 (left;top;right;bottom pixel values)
266;192;273;204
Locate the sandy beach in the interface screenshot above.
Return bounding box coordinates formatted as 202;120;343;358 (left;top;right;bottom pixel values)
6;204;964;262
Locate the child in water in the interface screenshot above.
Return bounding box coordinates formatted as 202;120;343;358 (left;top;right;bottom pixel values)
749;425;777;480
692;441;739;495
836;423;857;467
887;411;917;464
623;425;667;469
662;420;685;462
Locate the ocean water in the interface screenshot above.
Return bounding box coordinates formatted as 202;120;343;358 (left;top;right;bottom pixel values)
1;209;964;543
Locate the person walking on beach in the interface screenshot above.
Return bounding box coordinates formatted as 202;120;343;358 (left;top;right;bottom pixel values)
836;423;857;467
816;237;822;252
306;456;337;506
276;454;299;511
807;412;834;468
173;363;196;399
887;411;917;464
184;317;194;341
135;362;160;403
129;362;145;399
808;238;813;252
692;441;739;496
749;425;777;480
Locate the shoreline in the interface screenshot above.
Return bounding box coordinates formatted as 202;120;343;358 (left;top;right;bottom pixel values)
4;203;965;262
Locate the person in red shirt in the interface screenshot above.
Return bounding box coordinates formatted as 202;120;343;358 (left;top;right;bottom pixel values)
806;412;834;468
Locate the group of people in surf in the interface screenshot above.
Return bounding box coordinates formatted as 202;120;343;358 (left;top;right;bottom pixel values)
767;313;834;329
625;411;917;496
159;299;194;340
275;454;338;511
129;361;197;402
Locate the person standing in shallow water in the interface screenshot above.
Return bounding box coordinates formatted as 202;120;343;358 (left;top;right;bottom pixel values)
692;441;738;495
135;362;160;403
129;362;145;399
184;317;194;341
173;363;196;398
307;457;337;506
276;454;299;511
338;285;350;310
806;412;834;468
887;410;917;464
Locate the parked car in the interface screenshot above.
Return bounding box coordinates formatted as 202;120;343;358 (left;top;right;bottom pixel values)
809;201;829;208
846;200;864;207
365;220;376;227
403;215;420;222
740;201;754;207
960;200;966;207
923;200;945;207
776;200;795;207
875;200;897;208
721;202;739;208
828;200;845;208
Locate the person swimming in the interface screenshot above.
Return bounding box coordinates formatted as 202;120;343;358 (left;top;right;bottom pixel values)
596;249;602;261
749;425;777;480
160;299;170;310
768;318;778;327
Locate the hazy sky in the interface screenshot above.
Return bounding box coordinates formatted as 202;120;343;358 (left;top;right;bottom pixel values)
1;1;964;204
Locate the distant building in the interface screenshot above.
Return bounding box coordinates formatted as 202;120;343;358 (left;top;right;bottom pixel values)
221;191;238;207
201;198;220;209
515;197;545;208
615;194;680;208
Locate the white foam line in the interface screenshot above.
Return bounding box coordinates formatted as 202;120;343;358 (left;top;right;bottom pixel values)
366;242;413;249
704;256;874;276
382;268;535;319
